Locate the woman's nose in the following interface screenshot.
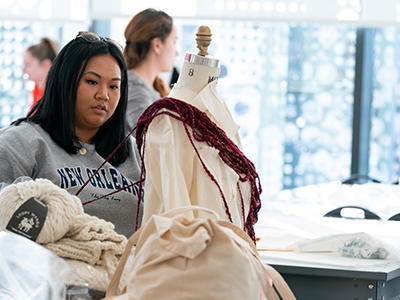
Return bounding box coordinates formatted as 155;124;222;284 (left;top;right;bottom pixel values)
96;86;109;100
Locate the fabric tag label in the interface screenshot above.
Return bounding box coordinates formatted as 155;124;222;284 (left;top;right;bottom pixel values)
6;196;48;241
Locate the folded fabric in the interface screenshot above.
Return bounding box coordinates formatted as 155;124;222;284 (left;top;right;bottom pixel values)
66;214;125;242
46;239;126;277
289;232;391;259
65;254;134;293
65;259;110;291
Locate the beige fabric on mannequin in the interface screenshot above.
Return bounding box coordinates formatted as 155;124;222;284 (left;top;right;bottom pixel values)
140;51;254;233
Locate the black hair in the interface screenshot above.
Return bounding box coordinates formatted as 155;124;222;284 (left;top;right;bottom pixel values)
14;36;130;167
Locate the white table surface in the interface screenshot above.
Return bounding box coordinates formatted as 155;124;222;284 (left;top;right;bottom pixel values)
255;199;400;272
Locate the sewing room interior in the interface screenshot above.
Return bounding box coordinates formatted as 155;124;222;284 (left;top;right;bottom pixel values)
1;0;400;299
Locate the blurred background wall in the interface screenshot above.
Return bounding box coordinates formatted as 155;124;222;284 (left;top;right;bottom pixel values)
1;0;400;198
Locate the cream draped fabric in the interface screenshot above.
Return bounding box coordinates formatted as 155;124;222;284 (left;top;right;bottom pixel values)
142;81;252;229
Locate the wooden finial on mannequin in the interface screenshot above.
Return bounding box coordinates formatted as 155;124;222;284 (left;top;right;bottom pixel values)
169;25;220;98
196;26;212;56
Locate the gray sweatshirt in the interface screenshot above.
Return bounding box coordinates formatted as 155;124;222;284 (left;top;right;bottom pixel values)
0;122;143;238
125;70;162;133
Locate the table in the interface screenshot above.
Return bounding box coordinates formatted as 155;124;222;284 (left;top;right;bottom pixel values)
261;254;400;300
255;212;400;300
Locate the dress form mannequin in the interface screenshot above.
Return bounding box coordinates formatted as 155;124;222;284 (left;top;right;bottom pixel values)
137;26;261;242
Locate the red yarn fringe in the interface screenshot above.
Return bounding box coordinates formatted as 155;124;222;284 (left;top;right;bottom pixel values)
135;97;262;243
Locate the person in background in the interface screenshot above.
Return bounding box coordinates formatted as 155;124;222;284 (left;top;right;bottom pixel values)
123;8;178;133
23;37;59;108
0;32;142;238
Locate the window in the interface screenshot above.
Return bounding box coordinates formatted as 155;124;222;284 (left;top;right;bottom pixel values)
174;20;356;195
0;21;33;126
370;27;400;183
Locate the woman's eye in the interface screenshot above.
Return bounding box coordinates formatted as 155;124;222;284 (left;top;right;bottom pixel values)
87;80;97;85
110;85;119;90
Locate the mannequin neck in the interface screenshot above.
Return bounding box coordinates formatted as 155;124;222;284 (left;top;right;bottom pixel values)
175;53;220;95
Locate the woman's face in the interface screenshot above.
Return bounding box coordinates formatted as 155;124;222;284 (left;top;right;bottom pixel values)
22;51;49;86
159;25;178;73
75;54;122;142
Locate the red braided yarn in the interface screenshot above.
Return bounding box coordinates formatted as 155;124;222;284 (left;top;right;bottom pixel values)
136;97;262;243
182;121;233;223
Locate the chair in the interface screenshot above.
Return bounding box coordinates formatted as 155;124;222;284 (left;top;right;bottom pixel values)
342;174;381;185
324;206;381;220
388;213;400;221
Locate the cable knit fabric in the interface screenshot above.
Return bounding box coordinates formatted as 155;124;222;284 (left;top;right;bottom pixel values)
0;178;127;282
0;178;83;244
44;219;127;276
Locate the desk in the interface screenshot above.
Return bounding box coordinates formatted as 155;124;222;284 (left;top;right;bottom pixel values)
255;212;400;300
262;255;400;300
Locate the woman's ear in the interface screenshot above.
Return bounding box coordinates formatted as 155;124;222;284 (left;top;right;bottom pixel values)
150;37;163;55
41;58;53;70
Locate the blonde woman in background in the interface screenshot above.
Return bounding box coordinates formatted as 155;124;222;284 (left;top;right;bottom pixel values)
23;37;59;108
123;8;178;133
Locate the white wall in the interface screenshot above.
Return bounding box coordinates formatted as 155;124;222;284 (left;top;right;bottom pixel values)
1;0;400;27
